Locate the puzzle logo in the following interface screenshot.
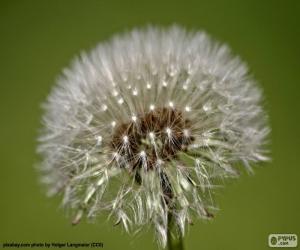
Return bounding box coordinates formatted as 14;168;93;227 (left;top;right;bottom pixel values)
268;234;297;248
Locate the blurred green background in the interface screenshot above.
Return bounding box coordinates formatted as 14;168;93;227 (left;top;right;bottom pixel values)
0;0;299;249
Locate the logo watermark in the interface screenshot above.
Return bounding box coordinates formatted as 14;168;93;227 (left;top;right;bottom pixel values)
268;234;297;248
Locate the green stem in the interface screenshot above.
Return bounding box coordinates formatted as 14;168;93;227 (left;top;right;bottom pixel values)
167;212;184;250
160;170;184;250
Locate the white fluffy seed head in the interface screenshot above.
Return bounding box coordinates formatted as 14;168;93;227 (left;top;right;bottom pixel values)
38;25;270;247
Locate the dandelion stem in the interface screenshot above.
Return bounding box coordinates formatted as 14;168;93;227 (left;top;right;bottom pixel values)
160;171;184;250
167;211;184;250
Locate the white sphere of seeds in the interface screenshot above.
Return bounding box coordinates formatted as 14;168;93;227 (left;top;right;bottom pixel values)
38;26;269;247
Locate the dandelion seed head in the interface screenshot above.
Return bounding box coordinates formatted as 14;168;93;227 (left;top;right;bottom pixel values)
38;25;270;247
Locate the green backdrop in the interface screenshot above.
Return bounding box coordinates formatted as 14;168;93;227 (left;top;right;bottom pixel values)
0;1;299;249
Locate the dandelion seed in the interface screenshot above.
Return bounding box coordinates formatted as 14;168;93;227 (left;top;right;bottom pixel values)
101;104;107;111
112;90;119;97
166;127;172;137
169;101;174;108
150;104;155;111
185;106;191;112
132;88;138;96
122;135;129;144
96;136;102;145
111;121;116;128
38;26;270;248
118;98;124;105
131;115;137;122
183;129;189;137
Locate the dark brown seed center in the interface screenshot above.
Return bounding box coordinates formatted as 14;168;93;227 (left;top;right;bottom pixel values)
111;107;194;171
